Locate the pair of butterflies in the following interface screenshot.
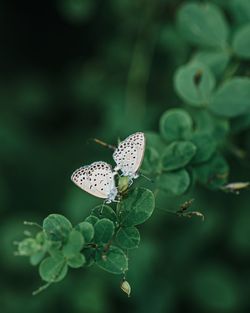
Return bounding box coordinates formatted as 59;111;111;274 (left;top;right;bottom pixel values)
71;132;145;203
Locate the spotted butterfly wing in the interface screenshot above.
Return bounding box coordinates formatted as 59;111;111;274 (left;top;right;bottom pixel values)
71;161;117;203
113;132;145;179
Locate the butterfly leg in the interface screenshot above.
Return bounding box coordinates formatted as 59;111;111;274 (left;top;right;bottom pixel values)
100;200;106;215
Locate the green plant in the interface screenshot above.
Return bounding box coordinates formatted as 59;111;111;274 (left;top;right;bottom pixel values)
15;0;250;296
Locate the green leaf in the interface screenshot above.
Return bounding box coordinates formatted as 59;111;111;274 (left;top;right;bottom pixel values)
177;2;229;48
193;50;230;76
85;215;99;226
232;24;250;59
67;253;86;268
30;251;46;266
119;188;155;226
145;131;166;153
116;226;140;249
91;205;117;223
157;169;190;196
160;109;193;142
209;78;250;117
62;229;84;258
230;0;250;24
174;61;215;106
39;256;68;282
191;110;229;141
43;214;72;242
75;221;94;242
36;231;46;244
94;218;114;244
194;154;229;189
191;133;216;164
96;246;128;274
47;242;62;258
162;141;197;171
141;147;161;175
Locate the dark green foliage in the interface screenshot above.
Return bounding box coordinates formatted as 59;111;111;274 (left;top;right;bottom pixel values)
11;0;250;308
174;61;215;106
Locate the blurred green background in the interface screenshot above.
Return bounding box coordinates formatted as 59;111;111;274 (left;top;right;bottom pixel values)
1;0;250;312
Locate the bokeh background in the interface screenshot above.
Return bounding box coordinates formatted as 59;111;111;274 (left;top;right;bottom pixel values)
1;0;250;312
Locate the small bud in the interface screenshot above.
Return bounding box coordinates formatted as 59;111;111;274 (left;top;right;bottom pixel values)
179;198;194;212
118;176;129;194
221;182;250;194
187;211;205;221
120;280;131;297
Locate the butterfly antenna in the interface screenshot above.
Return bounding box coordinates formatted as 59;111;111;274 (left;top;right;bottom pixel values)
92;138;116;150
140;173;154;183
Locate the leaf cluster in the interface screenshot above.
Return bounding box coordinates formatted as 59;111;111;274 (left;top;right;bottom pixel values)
16;188;154;293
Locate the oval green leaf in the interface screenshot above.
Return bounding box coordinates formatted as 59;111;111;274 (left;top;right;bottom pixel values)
119;188;155;227
209;78;250;117
191;133;216;164
75;221;94;242
162;141;197;171
177;2;229;48
30;251;46;266
232;24;250;59
174;61;215;106
43;214;72;242
85;215;99;226
141;147;161;175
144;131;166;153
39;256;68;282
230;0;250;24
193;50;230;76
91;205;117;223
67;253;86;268
96;246;128;274
157;169;190;196
94;218;114;244
62;229;84;258
116;226;140;249
160;109;193;142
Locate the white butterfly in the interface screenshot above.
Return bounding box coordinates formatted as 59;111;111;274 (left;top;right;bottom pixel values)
71;161;117;203
71;132;146;202
113;132;145;180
